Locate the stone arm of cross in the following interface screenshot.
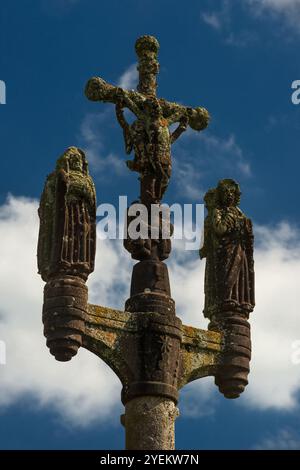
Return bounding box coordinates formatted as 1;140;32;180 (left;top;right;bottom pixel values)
85;77;210;132
160;99;210;132
85;76;144;110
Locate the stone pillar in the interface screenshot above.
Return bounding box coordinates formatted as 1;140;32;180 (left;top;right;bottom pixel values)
124;396;179;450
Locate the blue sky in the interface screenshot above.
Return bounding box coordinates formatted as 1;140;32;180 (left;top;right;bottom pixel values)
1;0;300;450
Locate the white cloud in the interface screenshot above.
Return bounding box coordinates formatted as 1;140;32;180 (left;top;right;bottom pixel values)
117;63;138;91
201;0;231;31
179;378;217;418
171;220;300;413
224;30;258;47
173;130;251;200
254;428;300;449
240;222;300;410
201;12;222;30
79;110;124;174
202;0;300;38
172;159;203;200
248;0;300;29
205;133;251;176
0;195;124;427
1;194;300;428
201;1;258;46
249;0;300;12
174;220;300;413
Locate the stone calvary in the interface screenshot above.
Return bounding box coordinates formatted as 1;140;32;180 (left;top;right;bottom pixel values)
37;36;255;450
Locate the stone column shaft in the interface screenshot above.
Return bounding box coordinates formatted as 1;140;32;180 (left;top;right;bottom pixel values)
124;396;179;450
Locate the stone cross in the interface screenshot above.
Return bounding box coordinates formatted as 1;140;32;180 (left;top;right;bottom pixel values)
85;35;209;205
37;36;255;450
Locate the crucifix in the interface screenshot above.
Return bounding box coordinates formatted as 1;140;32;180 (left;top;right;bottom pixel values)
85;35;209;206
37;36;255;450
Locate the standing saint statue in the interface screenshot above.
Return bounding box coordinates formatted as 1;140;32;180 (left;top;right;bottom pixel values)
37;146;96;282
37;146;97;362
201;179;255;320
200;179;255;398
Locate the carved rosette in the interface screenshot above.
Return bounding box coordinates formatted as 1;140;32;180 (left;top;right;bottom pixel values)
37;147;96;361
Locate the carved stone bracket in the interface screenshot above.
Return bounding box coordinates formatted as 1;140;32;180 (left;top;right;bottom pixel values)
81;304;223;399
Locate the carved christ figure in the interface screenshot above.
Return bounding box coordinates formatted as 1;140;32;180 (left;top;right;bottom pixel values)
115;89;189;202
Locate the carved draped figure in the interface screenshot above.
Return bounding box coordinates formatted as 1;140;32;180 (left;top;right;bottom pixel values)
213;206;255;311
37;147;96;282
201;180;255;319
